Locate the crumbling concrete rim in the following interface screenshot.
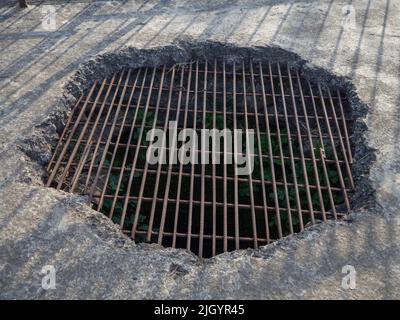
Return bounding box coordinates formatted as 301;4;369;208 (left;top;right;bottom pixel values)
298;61;377;211
17;39;377;261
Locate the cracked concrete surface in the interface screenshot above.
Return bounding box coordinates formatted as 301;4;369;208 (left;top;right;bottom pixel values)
0;0;399;299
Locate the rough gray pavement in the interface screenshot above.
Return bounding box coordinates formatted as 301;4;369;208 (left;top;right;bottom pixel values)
0;0;399;299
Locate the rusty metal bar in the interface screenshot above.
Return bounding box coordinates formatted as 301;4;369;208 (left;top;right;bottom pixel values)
296;71;326;221
318;83;350;212
212;60;217;256
250;62;270;244
222;61;228;252
268;62;293;235
85;72;123;191
131;229;273;243
51;162;350;193
97;69;142;210
157;66;185;246
61;139;350;166
287;65;315;225
46;81;98;188
145;66;176;242
108;68;149;219
277;63;304;232
186;61;199;251
327;88;354;188
307;80;338;218
98;193;344;217
68;122;350;142
241;61;258;248
337;90;353;164
198;61;208;258
258;62;282;238
104;82;347;101
47;95;83;173
88;70;131;202
232;61;240;250
130;67;163;236
82;99;351;122
69;78;110;192
172;63;193;249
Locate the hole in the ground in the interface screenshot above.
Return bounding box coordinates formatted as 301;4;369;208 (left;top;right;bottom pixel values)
47;59;355;258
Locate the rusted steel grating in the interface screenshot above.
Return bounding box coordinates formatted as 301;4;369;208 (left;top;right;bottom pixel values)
47;60;354;258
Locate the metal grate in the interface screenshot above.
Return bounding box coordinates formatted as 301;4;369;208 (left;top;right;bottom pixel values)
47;60;354;258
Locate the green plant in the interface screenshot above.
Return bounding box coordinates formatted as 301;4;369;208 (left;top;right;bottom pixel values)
241;132;344;235
97;108;345;241
205;113;225;130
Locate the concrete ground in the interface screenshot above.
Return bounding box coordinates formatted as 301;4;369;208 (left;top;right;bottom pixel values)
0;0;399;299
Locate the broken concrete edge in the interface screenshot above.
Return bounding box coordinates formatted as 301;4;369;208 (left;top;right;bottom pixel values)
39;184;202;264
2;180;362;265
15;39;377;260
299;61;377;210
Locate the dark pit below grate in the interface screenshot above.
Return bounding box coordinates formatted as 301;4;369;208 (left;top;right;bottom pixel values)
47;60;354;258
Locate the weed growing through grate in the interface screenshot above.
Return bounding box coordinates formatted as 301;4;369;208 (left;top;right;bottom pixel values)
254;135;344;236
97;110;345;243
238;130;345;237
98;109;155;232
